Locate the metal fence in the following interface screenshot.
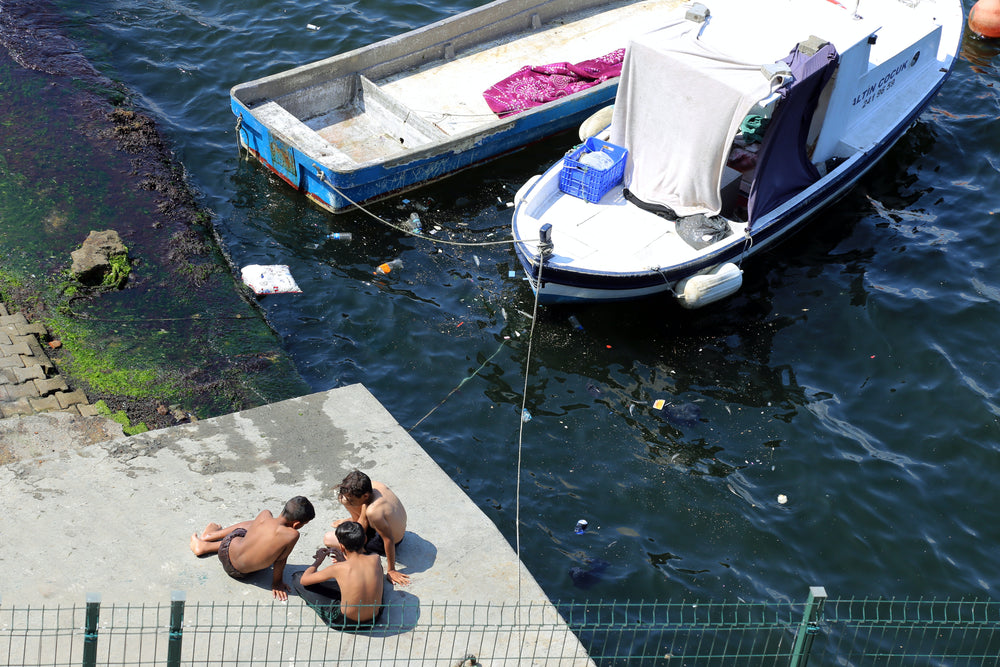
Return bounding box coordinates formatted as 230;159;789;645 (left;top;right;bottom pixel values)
2;588;999;666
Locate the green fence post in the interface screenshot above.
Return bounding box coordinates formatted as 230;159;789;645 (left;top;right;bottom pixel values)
789;586;827;667
82;592;101;667
167;590;185;667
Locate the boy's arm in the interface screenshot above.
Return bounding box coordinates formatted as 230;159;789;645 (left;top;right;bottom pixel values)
270;532;300;600
383;535;410;585
356;503;370;531
300;549;341;586
369;513;410;585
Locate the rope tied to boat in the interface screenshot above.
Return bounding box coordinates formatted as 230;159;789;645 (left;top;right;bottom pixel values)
234;114;246;159
315;169;540;249
514;252;544;629
738;225;754;267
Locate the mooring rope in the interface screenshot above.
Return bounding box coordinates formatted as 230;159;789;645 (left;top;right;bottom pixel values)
316;171;540;248
235;114;247;159
513;257;545;643
407;338;509;432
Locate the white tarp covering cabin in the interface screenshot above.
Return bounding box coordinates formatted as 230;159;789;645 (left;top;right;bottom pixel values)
608;20;773;218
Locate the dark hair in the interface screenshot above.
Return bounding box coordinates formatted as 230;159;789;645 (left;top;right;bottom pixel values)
338;470;373;501
335;521;366;553
281;496;315;524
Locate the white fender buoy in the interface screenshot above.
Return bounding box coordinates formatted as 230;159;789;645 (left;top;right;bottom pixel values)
578;105;615;141
675;263;743;309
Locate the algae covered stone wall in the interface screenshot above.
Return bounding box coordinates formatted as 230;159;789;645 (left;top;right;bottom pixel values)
0;0;311;429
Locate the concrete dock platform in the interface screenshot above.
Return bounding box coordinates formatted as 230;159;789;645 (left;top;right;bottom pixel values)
0;384;592;665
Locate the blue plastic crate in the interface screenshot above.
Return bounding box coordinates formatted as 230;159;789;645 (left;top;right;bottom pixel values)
559;137;628;203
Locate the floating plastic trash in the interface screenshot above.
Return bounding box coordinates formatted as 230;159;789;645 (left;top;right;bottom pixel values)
241;265;302;295
521;408;532;423
569;315;584;331
574;519;588;534
407;212;422;234
653;399;666;410
374;259;403;275
326;232;352;242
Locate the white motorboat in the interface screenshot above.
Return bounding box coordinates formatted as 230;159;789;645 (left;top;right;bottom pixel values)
511;0;964;307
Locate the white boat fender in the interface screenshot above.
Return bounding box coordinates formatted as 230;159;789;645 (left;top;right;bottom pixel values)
514;174;541;207
675;263;743;309
578;105;614;141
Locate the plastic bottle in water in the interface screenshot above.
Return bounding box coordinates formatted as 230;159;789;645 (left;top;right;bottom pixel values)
407;212;422;234
326;232;352;242
568;315;584;331
374;259;403;275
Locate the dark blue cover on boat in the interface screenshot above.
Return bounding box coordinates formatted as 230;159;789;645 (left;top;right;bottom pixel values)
747;43;838;224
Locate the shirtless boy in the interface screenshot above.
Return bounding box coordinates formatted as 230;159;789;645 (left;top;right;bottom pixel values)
292;521;384;628
326;470;410;585
190;496;315;600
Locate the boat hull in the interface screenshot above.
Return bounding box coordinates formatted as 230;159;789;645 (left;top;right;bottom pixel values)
231;88;618;213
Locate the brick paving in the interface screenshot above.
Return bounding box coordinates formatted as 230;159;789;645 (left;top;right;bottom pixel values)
0;302;97;419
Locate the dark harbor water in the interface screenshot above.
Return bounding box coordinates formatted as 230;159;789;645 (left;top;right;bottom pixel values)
25;0;1000;604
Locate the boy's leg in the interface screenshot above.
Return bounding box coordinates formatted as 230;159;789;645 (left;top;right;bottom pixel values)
190;520;253;556
291;571;345;627
202;520;253;542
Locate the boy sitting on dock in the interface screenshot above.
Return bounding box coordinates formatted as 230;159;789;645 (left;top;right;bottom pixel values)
328;470;410;585
189;496;315;600
292;521;384;629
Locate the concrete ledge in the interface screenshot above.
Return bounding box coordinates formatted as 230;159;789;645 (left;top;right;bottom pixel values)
0;384;590;664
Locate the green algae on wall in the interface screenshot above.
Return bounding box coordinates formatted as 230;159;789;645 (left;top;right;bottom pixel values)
0;39;311;428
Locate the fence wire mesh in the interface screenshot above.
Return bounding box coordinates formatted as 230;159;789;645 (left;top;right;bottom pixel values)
2;595;998;666
811;598;1000;667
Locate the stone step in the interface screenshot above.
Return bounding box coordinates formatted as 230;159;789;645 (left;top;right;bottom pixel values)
0;302;92;419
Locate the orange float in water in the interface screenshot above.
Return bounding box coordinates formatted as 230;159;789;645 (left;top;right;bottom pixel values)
970;0;1000;38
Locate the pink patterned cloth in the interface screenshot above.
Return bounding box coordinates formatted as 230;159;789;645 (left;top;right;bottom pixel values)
483;48;625;117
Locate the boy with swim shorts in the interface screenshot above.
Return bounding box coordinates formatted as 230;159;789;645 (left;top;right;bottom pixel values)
292;521;384;629
327;470;410;585
190;496;315;600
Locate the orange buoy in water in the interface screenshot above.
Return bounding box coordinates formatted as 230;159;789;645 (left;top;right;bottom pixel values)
970;0;1000;38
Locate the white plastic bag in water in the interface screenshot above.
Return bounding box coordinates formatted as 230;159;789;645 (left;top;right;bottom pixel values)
241;264;302;294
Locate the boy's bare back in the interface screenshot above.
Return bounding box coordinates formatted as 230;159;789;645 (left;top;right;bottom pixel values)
229;510;301;574
365;481;407;545
327;552;384;622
